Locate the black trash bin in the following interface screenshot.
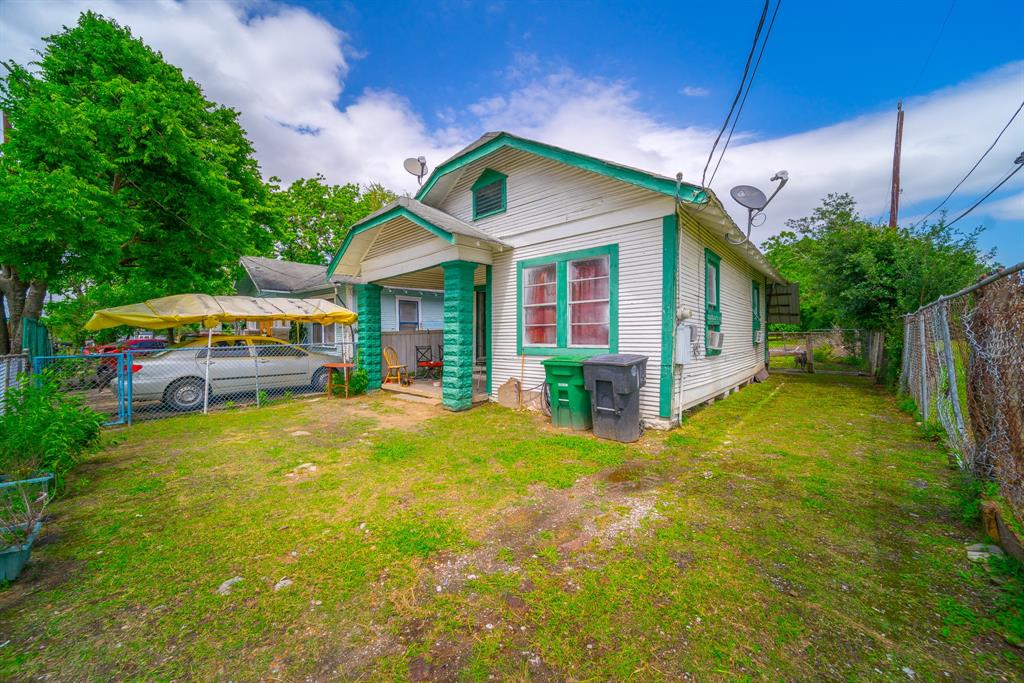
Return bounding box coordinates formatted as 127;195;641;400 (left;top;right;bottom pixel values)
582;354;648;442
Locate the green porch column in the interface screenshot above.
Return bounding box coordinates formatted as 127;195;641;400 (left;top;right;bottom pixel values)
442;261;476;411
355;283;382;390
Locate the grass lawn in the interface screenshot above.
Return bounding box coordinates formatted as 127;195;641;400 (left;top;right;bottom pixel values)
1;374;1021;680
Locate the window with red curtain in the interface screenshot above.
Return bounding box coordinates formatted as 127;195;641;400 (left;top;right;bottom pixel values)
522;263;557;345
568;255;610;346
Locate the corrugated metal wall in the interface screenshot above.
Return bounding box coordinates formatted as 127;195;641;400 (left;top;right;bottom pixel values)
428;147;771;423
432;147;659;243
431;149;674;420
674;217;767;412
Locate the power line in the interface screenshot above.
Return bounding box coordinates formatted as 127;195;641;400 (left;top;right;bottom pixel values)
911;99;1024;228
699;0;770;189
943;155;1024;230
911;0;956;94
707;0;781;189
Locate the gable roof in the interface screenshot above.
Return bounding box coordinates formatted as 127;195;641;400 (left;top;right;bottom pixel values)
417;131;784;283
326;196;510;279
239;256;357;294
416;131;707;206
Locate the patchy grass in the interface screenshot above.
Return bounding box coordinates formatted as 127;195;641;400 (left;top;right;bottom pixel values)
1;376;1020;681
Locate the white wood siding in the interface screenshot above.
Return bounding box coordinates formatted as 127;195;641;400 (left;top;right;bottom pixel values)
673;217;767;413
490;214;669;421
432;147;662;243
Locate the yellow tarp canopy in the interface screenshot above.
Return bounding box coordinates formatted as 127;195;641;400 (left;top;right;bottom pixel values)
84;294;358;331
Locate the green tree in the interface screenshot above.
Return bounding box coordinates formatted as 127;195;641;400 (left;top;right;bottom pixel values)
0;12;275;353
762;193;992;383
268;175;396;265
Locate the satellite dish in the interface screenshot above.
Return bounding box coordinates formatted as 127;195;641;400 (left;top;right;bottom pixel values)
730;185;768;211
726;170;790;246
403;156;428;185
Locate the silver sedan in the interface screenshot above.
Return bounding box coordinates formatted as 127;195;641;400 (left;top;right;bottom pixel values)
121;336;340;411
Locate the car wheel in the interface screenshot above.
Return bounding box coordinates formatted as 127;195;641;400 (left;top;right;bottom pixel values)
163;377;208;412
310;367;328;393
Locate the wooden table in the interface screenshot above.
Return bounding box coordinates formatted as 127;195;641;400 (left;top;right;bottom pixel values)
322;362;355;398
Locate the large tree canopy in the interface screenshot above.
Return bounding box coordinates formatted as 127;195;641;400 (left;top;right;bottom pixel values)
268;175;396;265
0;12;275;352
762;193;992;383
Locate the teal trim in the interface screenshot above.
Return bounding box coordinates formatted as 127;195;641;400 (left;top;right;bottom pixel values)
704;249;722;357
471;168;507;220
751;280;761;345
442;261;477;411
354;284;383;390
417;133;706;204
764;275;770;365
515;244;619;356
659;215;678;419
326;206;456;279
485;265;493;395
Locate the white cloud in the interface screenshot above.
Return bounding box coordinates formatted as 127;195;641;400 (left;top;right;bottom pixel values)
681;86;710;97
0;0;463;191
984;191;1024;220
463;62;1024;241
2;0;1021;242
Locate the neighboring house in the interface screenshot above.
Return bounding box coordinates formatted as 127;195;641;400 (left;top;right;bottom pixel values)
236;256;442;343
327;131;793;426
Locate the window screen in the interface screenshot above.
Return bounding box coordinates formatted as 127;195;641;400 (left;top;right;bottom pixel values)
398;299;420;331
568;255;610;347
522;263;557;345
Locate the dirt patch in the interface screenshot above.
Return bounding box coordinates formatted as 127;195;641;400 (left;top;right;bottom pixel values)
303;393;444;432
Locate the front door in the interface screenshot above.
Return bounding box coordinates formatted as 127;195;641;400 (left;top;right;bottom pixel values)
474;289;487;366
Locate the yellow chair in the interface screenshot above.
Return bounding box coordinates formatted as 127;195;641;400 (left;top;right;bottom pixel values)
383;346;409;385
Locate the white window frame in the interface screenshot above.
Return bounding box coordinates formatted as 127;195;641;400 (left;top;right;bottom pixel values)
521;263;558;348
396;296;421;331
567;254;611;348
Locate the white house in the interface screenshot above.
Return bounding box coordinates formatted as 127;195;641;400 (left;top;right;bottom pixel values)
327;132;790;426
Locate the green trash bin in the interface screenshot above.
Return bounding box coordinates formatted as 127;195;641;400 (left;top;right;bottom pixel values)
541;356;592;430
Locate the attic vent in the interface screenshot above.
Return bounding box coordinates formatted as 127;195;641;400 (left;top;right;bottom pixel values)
472;168;507;220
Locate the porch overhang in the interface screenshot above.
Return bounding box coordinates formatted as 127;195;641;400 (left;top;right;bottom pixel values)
327;198;509;283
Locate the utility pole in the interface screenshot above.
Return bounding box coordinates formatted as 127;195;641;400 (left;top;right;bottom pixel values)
889;100;904;228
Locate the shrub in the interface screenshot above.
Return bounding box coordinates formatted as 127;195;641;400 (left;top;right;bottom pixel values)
812;343;833;363
0;371;104;486
348;368;370;396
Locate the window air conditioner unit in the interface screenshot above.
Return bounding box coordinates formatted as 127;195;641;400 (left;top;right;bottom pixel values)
707;330;725;351
755;330;765;344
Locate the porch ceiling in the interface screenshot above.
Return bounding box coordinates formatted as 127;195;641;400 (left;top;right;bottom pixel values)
328;197;509;283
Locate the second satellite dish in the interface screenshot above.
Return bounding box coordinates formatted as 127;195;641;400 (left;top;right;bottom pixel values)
730;185;768;211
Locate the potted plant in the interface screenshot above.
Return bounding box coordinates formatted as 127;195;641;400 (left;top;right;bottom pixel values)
1;472;53;582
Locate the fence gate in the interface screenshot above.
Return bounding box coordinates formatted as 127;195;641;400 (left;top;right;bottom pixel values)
32;353;133;426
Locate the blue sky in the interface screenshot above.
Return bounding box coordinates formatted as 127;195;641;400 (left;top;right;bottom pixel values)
2;0;1022;262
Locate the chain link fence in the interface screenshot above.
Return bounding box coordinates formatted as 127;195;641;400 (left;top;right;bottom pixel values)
33;339;356;425
900;262;1024;523
768;328;880;374
1;352;30;414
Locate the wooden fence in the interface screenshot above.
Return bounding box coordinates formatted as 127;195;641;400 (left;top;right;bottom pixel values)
380;329;444;378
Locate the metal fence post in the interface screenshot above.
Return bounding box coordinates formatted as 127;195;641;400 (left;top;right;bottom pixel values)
937;303;965;437
918;314;929;420
900;318;911;393
253;347;261;408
